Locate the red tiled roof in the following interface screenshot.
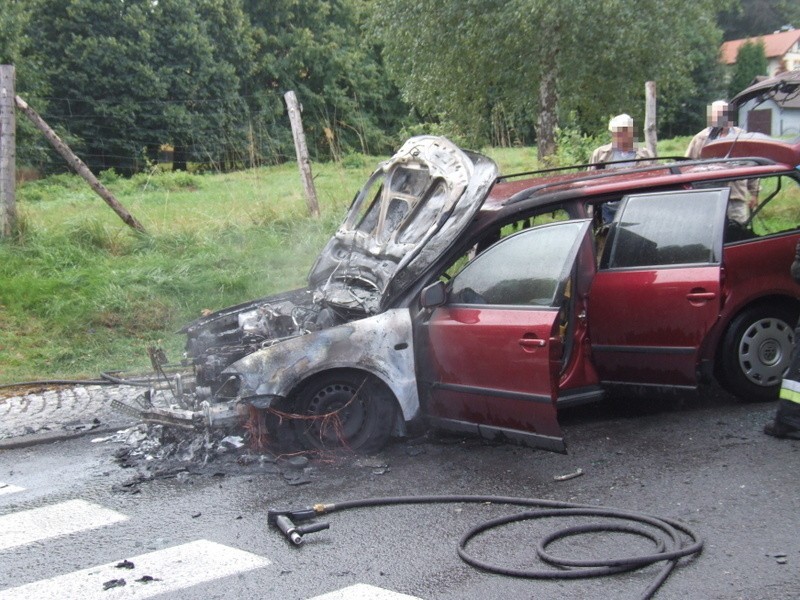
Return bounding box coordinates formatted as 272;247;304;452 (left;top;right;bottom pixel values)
720;29;800;64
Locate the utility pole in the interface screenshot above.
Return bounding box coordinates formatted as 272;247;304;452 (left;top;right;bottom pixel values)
284;91;320;218
645;81;657;157
0;65;16;238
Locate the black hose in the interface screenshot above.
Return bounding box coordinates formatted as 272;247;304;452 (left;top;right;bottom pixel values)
0;370;178;391
99;372;160;387
0;379;115;390
313;494;703;600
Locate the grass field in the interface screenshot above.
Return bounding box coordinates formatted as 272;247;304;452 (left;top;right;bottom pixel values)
1;135;792;384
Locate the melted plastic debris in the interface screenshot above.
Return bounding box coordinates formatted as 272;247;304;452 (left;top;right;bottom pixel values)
106;423;319;493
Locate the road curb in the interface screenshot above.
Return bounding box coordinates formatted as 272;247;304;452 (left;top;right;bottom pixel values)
0;425;125;450
0;384;140;450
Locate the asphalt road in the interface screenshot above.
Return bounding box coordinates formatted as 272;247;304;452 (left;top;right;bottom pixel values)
0;386;798;600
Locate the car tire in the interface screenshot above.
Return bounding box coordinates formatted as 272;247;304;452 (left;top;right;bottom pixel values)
718;304;798;402
292;372;396;453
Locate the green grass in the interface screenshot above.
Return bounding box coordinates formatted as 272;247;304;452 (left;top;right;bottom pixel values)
1;137;795;383
1;162;374;383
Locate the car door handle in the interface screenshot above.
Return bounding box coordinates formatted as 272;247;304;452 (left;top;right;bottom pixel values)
686;291;716;301
519;337;547;348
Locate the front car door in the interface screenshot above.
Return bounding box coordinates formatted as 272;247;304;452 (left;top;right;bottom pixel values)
416;219;594;453
588;188;729;387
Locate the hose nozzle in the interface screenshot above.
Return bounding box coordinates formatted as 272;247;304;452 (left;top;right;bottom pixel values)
268;507;330;546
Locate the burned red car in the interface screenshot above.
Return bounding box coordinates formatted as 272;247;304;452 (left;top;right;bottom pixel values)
173;134;800;453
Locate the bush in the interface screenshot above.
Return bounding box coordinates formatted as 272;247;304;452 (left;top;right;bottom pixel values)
552;126;603;167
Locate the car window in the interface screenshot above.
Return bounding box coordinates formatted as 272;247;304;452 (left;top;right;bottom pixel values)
440;209;573;281
749;176;800;238
600;188;727;269
449;220;589;307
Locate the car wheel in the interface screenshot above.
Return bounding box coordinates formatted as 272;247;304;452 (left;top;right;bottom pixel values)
292;372;396;453
718;304;798;401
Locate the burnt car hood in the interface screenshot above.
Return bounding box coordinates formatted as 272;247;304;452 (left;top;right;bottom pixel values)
180;137;497;387
307;136;498;312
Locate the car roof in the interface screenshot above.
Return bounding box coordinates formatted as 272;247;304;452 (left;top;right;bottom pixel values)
481;138;800;214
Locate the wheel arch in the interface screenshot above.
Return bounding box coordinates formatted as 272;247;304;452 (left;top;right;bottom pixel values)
711;294;800;365
711;294;800;399
223;309;421;423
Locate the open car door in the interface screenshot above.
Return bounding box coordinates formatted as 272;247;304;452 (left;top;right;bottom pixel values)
588;188;728;386
416;219;594;453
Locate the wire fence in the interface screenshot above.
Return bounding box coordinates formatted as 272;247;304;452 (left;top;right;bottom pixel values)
15;92;397;177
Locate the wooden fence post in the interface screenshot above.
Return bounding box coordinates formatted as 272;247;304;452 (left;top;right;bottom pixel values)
284;91;320;218
15;95;147;234
645;81;657;157
0;65;16;238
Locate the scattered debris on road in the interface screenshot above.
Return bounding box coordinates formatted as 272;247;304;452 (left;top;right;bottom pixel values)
553;468;583;481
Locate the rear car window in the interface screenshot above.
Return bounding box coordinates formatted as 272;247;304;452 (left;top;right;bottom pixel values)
601;189;727;269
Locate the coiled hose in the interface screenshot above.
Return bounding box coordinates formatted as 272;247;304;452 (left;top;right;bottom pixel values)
272;494;703;600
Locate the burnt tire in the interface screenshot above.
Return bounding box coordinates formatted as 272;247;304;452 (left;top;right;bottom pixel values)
292;372;396;453
717;304;797;402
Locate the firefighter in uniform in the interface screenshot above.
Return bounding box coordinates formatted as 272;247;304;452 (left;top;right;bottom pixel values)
764;239;800;439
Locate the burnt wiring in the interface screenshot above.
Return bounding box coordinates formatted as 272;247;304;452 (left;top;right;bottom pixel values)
269;494;704;600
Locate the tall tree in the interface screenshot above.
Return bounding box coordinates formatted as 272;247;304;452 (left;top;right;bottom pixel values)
28;0;165;174
0;0;52;168
149;0;248;171
376;0;724;159
728;39;768;98
242;0;407;161
26;0;251;174
718;0;800;40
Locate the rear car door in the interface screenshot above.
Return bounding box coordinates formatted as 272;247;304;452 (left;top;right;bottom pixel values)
588;188;729;387
416;219;594;453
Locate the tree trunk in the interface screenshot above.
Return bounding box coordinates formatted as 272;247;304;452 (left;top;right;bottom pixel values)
173;145;187;172
536;63;559;162
645;81;657;157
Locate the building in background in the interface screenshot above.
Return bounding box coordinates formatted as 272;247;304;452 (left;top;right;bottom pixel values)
721;27;800;77
734;69;800;137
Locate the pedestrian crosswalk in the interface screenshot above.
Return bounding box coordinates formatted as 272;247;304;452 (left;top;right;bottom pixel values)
0;539;271;600
308;584;423;600
0;487;424;600
0;483;24;496
0;498;127;551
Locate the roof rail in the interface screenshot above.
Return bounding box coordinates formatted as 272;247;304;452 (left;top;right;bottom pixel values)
501;155;776;206
498;156;689;181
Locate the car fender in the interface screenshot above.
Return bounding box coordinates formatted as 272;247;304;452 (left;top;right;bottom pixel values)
222;308;419;421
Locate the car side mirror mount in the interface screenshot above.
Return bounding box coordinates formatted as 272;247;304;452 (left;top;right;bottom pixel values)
420;281;447;308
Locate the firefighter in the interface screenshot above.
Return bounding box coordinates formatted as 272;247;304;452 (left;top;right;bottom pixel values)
764;239;800;439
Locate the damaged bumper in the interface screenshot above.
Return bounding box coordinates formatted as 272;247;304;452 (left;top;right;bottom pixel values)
111;387;246;430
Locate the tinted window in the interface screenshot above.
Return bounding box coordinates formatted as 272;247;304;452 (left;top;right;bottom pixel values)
602;189;727;269
449;220;587;307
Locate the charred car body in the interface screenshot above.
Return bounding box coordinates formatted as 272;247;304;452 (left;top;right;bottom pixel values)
171;134;800;453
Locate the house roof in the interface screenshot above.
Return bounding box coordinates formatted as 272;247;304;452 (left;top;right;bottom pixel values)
720;29;800;65
732;68;800;108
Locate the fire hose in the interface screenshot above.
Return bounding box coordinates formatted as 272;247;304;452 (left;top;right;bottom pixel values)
268;494;703;600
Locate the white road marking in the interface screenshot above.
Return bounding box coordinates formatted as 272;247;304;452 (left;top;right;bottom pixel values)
0;539;271;599
0;483;24;496
0;499;127;551
308;583;424;600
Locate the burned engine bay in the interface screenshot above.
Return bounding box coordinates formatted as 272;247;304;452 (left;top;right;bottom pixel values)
185;285;379;395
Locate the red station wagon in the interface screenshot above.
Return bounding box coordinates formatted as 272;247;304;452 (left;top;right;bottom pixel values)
155;134;800;453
